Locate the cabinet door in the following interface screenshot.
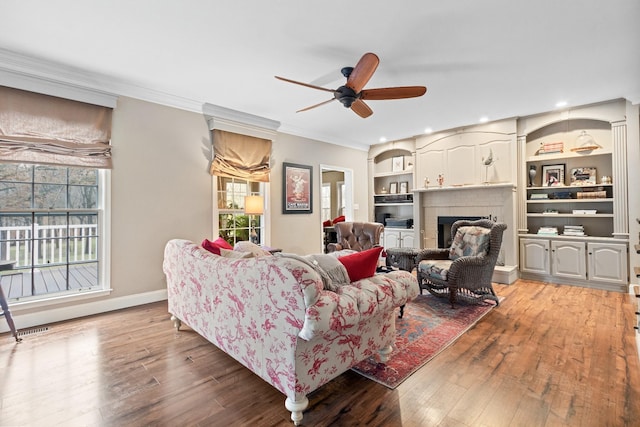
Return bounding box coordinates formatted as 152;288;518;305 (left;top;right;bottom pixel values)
588;242;628;284
520;238;550;275
384;229;401;249
401;231;416;248
551;240;586;280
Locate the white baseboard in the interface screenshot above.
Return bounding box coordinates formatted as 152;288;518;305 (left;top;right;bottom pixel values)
494;265;518;284
0;290;168;334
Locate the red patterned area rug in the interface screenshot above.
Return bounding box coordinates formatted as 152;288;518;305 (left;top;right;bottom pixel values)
351;293;498;389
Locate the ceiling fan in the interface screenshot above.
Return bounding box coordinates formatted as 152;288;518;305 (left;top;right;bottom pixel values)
275;52;427;118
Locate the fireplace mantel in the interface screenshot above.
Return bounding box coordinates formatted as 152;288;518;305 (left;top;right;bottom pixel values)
413;182;516;193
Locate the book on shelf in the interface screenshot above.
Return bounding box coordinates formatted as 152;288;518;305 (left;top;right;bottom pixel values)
563;225;586;236
564;225;584;230
530;193;549;200
577;191;607;199
542;209;559;215
537;226;559;235
572;209;597;214
536;141;564;155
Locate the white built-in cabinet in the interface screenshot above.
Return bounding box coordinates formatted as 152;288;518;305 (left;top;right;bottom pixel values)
382;229;415;249
520;237;628;291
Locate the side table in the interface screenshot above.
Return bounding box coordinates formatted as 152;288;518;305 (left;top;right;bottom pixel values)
385;247;421;319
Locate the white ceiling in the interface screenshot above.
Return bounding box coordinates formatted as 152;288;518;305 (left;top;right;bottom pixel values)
2;1;639;150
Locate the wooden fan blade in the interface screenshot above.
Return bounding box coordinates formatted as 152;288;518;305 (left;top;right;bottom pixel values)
351;99;373;118
346;52;379;93
275;76;336;93
296;98;335;113
360;86;427;100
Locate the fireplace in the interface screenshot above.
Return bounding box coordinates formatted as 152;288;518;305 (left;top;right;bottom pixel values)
437;215;488;248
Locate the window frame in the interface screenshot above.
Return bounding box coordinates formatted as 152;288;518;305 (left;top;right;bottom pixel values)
214;176;265;247
0;163;111;306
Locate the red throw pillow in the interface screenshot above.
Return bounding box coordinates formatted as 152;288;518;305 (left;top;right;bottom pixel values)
201;237;233;255
338;246;383;282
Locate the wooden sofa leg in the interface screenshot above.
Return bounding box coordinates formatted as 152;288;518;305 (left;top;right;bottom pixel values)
379;345;393;363
170;315;181;331
285;396;309;426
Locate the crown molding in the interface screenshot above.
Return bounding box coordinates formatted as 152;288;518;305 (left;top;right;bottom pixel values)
203;103;280;140
0;47;203;112
277;122;370;152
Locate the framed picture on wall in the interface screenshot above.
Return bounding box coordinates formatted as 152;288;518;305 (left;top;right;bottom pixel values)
283;162;313;214
389;182;398;194
391;156;404;172
542;164;565;187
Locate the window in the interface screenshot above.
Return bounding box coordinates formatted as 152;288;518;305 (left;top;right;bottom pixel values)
0;163;103;301
337;181;346;217
321;183;331;221
217;176;263;246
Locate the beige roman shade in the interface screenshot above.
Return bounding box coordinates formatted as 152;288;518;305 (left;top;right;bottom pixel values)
209;129;271;182
0;86;113;168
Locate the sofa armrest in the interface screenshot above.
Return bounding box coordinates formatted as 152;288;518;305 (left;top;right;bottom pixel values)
298;270;419;341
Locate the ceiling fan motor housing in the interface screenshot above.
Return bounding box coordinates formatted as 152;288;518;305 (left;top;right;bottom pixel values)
335;85;358;108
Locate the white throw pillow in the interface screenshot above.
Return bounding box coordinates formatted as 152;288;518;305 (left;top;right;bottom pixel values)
233;241;272;257
220;248;254;259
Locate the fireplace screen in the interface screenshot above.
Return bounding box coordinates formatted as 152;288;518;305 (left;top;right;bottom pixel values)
437;216;488;248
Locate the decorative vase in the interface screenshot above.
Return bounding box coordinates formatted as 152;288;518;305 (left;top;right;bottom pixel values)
529;165;537;187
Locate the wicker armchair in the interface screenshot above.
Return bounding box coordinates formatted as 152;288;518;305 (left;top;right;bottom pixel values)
416;219;506;307
326;222;384;253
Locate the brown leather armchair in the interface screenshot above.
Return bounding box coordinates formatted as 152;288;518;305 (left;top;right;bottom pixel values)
326;222;384;253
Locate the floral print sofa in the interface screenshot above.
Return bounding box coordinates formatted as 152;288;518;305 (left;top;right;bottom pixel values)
163;239;419;425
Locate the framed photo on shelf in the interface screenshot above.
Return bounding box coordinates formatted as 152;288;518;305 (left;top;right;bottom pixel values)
570;167;597;186
542;163;565;187
391;156;404;172
399;181;409;193
389;182;398;194
282;162;312;214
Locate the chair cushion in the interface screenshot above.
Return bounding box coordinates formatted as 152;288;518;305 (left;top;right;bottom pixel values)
418;259;453;281
449;226;491;260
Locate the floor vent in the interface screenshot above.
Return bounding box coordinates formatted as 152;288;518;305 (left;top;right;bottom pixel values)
17;326;49;337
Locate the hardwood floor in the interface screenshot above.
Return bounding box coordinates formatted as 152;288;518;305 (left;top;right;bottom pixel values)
1;279;640;426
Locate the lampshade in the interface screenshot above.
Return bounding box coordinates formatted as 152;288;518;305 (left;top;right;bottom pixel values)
244;195;264;215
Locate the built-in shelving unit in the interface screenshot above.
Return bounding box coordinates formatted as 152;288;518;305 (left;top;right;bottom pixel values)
368;141;416;249
517;100;629;292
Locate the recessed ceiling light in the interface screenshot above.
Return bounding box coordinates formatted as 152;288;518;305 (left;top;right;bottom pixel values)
555;101;568;108
379;137;387;143
479;116;489;123
424;127;433;134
